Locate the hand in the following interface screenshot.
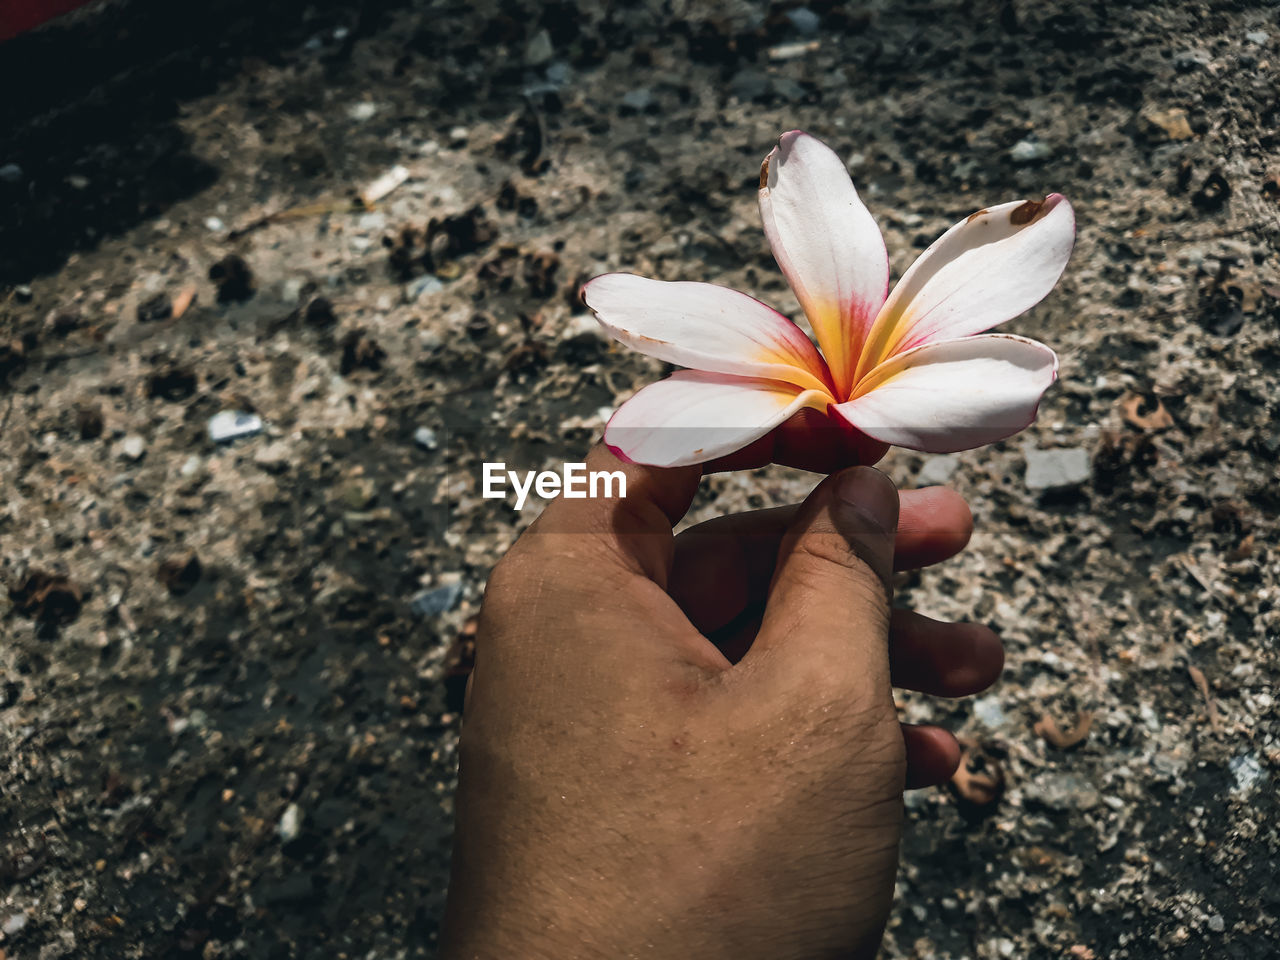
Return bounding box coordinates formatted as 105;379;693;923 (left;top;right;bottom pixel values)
441;443;1001;960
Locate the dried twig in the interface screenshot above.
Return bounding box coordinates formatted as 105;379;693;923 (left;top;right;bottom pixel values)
227;199;352;240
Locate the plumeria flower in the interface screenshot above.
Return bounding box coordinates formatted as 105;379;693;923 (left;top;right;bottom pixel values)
582;130;1075;468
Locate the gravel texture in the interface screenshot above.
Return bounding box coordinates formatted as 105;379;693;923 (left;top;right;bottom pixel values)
2;1;1278;958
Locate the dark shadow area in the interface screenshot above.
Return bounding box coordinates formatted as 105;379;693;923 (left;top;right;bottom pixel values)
0;0;411;285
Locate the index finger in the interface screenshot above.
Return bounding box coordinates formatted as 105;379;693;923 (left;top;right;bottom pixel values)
668;486;974;634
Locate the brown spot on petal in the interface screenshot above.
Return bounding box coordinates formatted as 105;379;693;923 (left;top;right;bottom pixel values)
966;208;990;223
759;156;771;191
1009;198;1044;225
630;332;672;347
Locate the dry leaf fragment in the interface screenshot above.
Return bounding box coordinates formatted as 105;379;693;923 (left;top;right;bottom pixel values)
157;550;203;595
1138;105;1194;141
1121;392;1174;431
9;569;84;624
171;283;198;318
1177;553;1220;596
1226;532;1255;562
1035;711;1094;749
949;739;1005;818
1187;665;1221;731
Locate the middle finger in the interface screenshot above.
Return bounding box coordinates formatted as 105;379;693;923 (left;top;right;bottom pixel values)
669;485;974;634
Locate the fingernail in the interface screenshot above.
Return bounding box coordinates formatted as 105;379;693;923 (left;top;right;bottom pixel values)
835;467;897;535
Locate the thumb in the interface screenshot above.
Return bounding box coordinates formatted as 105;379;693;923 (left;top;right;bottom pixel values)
740;466;900;699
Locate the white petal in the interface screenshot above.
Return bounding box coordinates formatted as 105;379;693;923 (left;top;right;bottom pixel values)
833;334;1058;453
759;130;889;397
582;274;831;393
604;371;830;468
856;195;1074;378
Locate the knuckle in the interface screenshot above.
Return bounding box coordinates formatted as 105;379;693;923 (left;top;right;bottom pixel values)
791;531;888;590
786;536;890;610
791;529;860;570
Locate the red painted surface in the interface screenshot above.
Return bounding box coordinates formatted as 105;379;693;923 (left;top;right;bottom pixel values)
0;0;95;40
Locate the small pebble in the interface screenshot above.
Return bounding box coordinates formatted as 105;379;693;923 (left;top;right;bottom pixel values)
204;216;225;232
0;162;23;183
117;435;147;461
348;101;378;121
410;582;464;617
208;410;264;444
359;165;410;205
620;88;655;112
771;77;807;102
973;695;1007;729
1229;753;1266;795
525;29;554;66
3;912;27;935
917;454;960;487
1010;138;1052;163
730;69;771;101
253;441;292;473
785;7;821;35
1024;445;1091;491
281;277;306;303
1174;48;1213;70
414;427;439;450
1024;772;1101;811
277;803;302;843
405;275;444;302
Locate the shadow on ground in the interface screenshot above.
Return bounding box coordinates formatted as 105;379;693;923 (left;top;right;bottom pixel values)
0;0;413;286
